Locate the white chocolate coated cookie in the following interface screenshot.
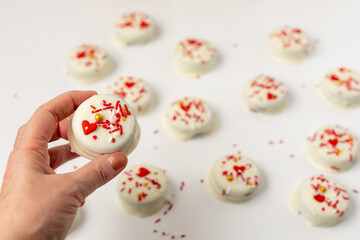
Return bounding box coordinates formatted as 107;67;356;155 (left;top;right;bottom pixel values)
318;67;360;108
268;26;309;64
108;76;154;116
117;164;168;217
174;39;216;78
163;97;217;141
291;175;349;227
67;44;113;83
68;94;141;160
306;125;358;173
242;74;288;114
207;154;260;202
113;12;154;46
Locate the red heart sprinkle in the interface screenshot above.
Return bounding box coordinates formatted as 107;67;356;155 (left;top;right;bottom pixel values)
125;82;135;88
140;21;149;29
233;165;246;173
330;75;339;81
137;167;151;177
77;51;86;58
267;92;277;100
328;139;338;147
314;194;325;203
82;120;97;135
180;104;191;112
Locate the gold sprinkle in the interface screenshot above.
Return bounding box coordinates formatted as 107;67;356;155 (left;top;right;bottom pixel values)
320;186;327;193
144;183;149;187
177;100;183;105
335;149;342;154
137;193;142;198
338;80;344;85
227;175;233;181
233;157;238;162
121;117;126;122
88;53;94;58
95;113;103;122
247;182;253;186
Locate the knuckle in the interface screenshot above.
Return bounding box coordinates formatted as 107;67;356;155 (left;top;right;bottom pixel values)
90;163;109;186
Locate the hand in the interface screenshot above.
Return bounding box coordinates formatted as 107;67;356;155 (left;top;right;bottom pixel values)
0;91;128;240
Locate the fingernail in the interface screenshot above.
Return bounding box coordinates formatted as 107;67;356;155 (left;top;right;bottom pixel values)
108;153;127;171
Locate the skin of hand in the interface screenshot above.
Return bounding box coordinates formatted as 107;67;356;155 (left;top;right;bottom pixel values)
0;91;128;240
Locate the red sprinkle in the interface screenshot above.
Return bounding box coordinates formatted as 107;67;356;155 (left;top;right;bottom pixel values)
353;189;359;194
180;181;185;191
200;179;204;183
155;218;161;223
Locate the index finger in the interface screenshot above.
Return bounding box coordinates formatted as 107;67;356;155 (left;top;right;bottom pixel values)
21;90;97;148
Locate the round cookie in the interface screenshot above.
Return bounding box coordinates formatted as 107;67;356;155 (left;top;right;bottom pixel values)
306;125;358;173
67;44;113;83
163;97;217;141
268;26;309;64
242;74;288;114
291;174;349;227
207;154;260;202
174;39;216;78
117;164;168;217
113;12;154;46
318;67;360;108
68;94;141;160
108;76;154;116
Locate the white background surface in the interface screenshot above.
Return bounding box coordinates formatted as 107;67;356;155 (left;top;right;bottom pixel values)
1;0;360;239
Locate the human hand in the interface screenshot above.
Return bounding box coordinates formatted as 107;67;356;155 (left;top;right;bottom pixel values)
0;91;128;240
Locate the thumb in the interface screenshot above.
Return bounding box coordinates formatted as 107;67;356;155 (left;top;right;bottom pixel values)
71;152;127;200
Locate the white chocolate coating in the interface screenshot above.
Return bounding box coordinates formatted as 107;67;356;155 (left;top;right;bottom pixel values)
268;26;309;64
68;94;141;160
174;39;216;78
291;175;349;227
117;164;168;217
242;74;288;114
108;76;154;116
113;12;154;46
207;154;260;202
67;44;113;83
306;125;358;173
318;67;360;108
163;97;217;141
